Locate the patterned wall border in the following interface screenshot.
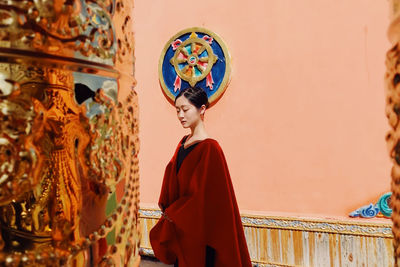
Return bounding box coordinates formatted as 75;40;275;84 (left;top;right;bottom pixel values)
139;208;393;238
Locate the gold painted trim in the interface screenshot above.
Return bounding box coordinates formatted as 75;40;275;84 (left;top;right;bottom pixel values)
158;27;232;108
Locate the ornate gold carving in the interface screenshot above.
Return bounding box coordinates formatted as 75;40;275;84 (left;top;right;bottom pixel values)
0;0;139;265
390;0;400;20
0;0;116;64
386;22;400;266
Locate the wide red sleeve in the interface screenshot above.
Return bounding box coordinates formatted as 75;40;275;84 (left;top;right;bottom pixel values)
150;141;252;267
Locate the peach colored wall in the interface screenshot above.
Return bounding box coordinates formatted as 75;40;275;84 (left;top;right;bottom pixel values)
134;0;392;217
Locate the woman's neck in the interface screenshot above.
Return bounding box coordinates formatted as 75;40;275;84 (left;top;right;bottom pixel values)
189;120;208;140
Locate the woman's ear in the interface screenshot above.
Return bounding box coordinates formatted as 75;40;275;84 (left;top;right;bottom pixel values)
200;104;206;115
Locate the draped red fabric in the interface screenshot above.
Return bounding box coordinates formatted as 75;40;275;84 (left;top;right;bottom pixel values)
149;136;252;267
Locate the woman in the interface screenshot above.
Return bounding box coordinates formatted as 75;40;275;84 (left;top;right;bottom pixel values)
149;87;252;267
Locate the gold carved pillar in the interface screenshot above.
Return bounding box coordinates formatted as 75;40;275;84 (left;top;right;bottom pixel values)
0;0;140;266
387;1;400;266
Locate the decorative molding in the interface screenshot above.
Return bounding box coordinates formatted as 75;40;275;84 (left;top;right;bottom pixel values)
349;192;392;219
139;208;393;238
139;248;155;257
139;209;162;218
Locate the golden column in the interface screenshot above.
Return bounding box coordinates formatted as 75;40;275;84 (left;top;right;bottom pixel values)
0;0;140;266
387;1;400;266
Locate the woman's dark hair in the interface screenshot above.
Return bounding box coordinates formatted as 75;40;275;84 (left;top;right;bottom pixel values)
174;87;209;109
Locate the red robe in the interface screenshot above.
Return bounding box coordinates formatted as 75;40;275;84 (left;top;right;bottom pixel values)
149;136;252;267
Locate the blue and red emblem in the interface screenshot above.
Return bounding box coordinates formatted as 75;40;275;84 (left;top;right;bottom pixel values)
159;27;231;107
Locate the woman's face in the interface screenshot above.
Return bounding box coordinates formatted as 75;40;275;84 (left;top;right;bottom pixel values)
175;95;205;128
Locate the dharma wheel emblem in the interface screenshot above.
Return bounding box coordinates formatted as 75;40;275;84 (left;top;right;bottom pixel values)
170;32;218;88
159;27;231;107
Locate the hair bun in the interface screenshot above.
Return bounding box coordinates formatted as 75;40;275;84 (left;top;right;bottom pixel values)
175;87;209;109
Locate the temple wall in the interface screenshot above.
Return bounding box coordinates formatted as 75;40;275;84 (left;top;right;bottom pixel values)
135;0;391;220
134;0;394;265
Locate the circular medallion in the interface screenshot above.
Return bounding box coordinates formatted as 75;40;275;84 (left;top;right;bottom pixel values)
159;27;231;107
